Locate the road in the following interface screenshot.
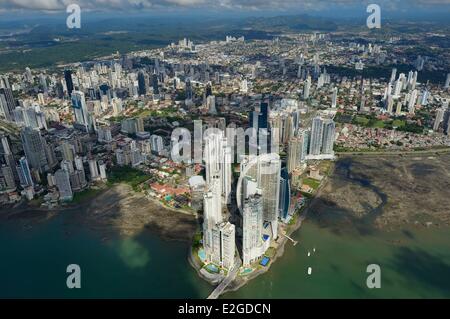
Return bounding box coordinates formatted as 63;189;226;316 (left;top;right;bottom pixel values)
207;258;241;299
336;147;450;157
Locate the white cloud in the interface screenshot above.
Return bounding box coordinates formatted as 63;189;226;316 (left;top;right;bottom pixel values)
0;0;448;12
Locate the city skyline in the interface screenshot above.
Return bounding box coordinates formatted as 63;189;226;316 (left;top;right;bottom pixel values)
0;3;449;305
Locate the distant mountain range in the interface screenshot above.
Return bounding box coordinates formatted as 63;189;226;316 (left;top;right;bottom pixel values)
0;14;448;72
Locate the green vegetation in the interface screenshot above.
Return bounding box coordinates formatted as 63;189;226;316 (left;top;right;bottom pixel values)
300;191;314;199
108;115;127;123
175;90;186;101
264;247;277;258
336;113;425;134
302;178;321;190
392;119;406;128
372;120;386;129
107;166;151;191
353;116;370;126
397;122;424;134
72;188;103;204
288;212;299;226
192;232;202;250
28;197;44;207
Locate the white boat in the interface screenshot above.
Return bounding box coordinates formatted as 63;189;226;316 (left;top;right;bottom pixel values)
307;267;312;275
313;248;316;253
307;252;311;257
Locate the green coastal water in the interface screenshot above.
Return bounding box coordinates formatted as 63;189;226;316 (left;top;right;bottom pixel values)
1;156;450;298
224;221;450;298
1;210;450;298
0;214;211;298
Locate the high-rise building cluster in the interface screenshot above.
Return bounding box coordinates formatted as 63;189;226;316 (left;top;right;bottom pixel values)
202;129;236;269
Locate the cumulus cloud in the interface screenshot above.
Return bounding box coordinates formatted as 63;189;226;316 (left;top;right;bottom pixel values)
0;0;448;12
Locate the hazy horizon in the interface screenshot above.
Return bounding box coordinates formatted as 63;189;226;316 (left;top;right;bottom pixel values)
0;0;449;22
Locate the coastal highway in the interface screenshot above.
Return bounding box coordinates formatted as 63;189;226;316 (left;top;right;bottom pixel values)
336;147;450;157
207;258;241;299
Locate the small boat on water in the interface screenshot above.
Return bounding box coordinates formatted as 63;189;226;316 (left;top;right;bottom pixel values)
307;267;312;275
313;248;316;253
307;252;311;257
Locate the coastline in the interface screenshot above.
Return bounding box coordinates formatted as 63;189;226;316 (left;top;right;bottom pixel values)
222;162;335;295
335;146;450;157
188;162;337;297
193;148;450;297
3;147;449;297
0;182;199;243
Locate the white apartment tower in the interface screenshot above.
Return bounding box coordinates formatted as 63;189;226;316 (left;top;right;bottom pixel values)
211;222;236;270
242;189;264;266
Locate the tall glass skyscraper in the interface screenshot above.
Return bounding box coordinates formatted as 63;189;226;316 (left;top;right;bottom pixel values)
71;91;92;132
64;69;74;96
20;127;48;173
321;119;336;155
309;116;324;156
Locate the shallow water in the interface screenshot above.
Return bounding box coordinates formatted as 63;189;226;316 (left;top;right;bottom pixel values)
0;214;211;298
1;156;450;298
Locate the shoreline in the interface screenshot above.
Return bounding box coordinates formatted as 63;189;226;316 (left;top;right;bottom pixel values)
0;182;199;243
221;163;334;296
335;146;450;157
3;148;449;297
188;162;336;297
214;150;450;297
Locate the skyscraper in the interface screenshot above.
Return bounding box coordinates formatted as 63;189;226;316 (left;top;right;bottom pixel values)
298;129;309;163
321;119;336;155
17;157;34;188
408;89;418;113
207;95;217;115
443;109;450;135
20;127;49;173
390;68;397;83
331;87;338;108
61;142;75;162
258;154;281;238
150;135;164;155
278;168;291;221
71;91;92;132
205;83;212;97
185;79;193;100
287;137;301;174
0;86;16;122
98;161;107;180
152;72;159;95
238;153;281;239
309;116;324;156
210;221;236;270
203;176;223;264
258;102;269;130
1;165;16;190
221;139;232;205
242;192;264;266
0;134;12;156
445;73;450;89
137;70;147;96
88;159;100;181
64;70;74;96
204;132;231;199
0;134;18;182
433;108;446;132
303;76;311;100
249;102;271;153
55;169;73;201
